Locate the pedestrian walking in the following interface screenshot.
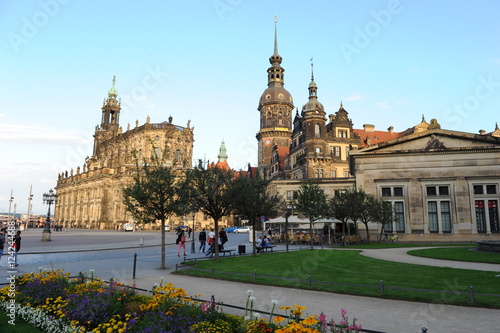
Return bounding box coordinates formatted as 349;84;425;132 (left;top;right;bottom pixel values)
198;229;206;253
187;226;192;238
176;230;186;257
0;228;6;265
13;230;21;266
219;228;228;250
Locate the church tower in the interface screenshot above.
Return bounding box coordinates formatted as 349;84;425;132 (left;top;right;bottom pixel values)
93;76;121;155
256;19;294;176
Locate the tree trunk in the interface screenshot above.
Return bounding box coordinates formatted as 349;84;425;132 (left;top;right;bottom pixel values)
251;213;256;256
160;217;166;269
309;220;314;250
363;222;370;243
214;218;219;261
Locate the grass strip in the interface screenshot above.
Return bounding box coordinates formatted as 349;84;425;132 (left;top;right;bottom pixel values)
176;249;500;308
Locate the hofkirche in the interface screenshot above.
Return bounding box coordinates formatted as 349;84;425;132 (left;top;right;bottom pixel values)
55;24;500;241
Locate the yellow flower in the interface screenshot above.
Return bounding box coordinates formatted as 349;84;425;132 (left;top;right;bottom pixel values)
301;315;318;326
273;316;285;323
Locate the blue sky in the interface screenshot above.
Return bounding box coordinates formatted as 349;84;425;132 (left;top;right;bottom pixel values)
1;0;499;214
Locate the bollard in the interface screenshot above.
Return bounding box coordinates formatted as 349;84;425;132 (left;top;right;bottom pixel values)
132;253;137;279
254;270;257;281
308;275;312;287
140;238;144;246
421;327;427;332
211;294;216;311
175;263;178;272
469;286;474;303
380;280;385;295
211;266;214;276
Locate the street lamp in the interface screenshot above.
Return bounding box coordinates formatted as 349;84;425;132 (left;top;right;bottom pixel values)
42;189;57;241
284;200;295;253
190;212;196;253
7;190;14;222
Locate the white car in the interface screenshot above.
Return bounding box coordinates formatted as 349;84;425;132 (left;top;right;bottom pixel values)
235;226;252;233
122;223;134;231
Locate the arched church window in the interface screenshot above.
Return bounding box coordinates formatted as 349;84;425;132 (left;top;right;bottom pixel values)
315;124;321;138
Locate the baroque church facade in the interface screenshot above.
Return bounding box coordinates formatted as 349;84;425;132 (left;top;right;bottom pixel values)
258;24;500;241
54;77;195;230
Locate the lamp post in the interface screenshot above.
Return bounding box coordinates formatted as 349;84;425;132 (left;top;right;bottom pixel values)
284;200;295;253
42;189;57;241
7;190;14;222
27;185;33;229
190;213;196;253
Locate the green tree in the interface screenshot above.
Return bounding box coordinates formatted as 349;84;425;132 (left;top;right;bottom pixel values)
229;172;283;255
327;191;350;246
182;160;234;261
373;199;395;242
122;147;185;269
344;188;379;244
295;182;327;249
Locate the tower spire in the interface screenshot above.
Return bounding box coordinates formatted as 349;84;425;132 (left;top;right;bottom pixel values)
218;140;228;163
108;75;118;99
274;15;279;56
310;57;314;81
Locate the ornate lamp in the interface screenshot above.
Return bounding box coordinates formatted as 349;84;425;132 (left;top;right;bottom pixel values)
42;189;57;241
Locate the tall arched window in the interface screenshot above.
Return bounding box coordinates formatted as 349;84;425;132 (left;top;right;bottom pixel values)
315;124;320;138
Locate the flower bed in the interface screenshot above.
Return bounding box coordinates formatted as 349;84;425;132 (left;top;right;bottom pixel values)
0;270;362;333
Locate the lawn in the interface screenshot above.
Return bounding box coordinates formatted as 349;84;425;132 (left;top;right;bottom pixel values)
407;246;500;264
177;248;500;308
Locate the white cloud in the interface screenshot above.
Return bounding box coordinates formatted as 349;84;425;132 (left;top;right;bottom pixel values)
345;93;363;101
0;122;88;145
395;99;409;106
376;102;390;109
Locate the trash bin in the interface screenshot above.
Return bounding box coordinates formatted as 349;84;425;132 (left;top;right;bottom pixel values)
238;245;246;254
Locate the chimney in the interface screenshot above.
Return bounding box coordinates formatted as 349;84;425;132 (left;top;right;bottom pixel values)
388;126;394;134
363;124;375;132
479;129;486;135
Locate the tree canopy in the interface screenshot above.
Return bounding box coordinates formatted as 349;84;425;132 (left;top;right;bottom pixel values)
122;147;186;269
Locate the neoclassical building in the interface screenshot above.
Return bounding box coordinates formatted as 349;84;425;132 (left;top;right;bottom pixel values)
349;120;500;241
54;77;194;229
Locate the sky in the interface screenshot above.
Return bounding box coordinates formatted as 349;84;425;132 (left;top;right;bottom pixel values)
1;0;500;215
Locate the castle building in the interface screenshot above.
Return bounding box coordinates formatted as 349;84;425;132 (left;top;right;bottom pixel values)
54;77;194;230
259;23;500;241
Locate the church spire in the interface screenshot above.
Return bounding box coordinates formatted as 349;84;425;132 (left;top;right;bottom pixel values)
108;75;118;99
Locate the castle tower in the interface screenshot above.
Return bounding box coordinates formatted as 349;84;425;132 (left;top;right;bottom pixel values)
256;19;294;176
301;61;326;140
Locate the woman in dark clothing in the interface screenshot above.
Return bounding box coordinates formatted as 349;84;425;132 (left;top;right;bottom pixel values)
14;230;21;266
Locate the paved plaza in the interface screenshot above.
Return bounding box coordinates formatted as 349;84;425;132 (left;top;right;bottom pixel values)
1;228;500;333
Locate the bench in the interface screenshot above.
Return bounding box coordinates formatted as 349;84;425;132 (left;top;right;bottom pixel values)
256;245;276;253
205;249;235;257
